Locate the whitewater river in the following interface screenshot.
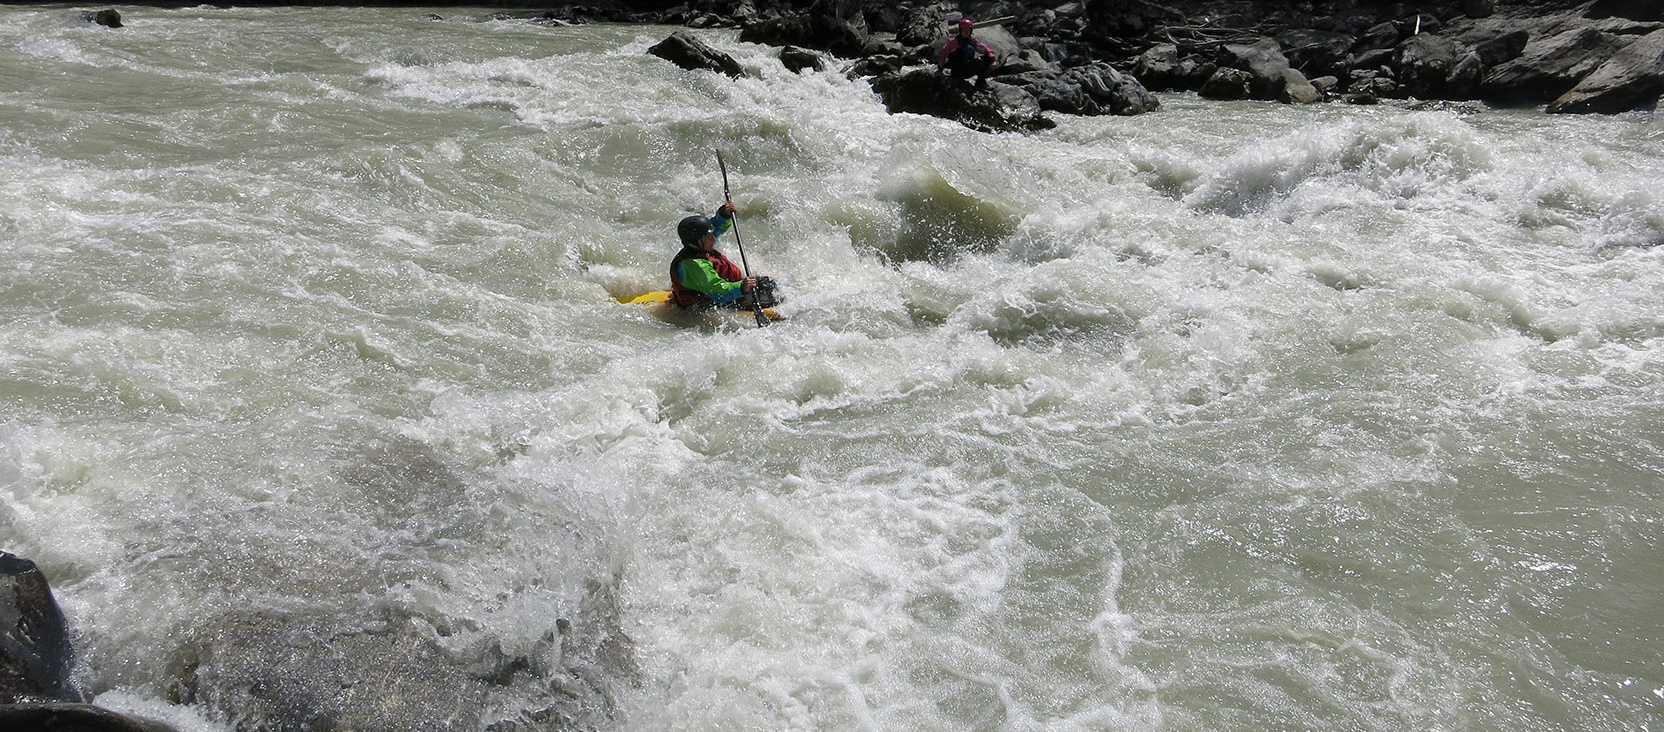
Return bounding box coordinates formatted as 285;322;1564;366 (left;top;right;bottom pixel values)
2;5;1661;731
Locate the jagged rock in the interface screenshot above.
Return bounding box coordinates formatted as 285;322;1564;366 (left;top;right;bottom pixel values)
1;552;75;704
780;45;826;73
1398;34;1482;99
1275;28;1354;78
846;54;906;78
1133;43;1186;91
1216;36;1293;99
997;48;1061;76
1278;68;1325;103
740;14;869;57
871;69;1055;133
172;613;497;730
1199;67;1253;100
1471;30;1530;68
1356;21;1402;52
1005;61;1160;115
895;5;956;48
1482;27;1627;104
648;31;750;78
1548;28;1664;113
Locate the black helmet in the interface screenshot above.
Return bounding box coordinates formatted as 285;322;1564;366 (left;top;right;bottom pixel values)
678;215;714;246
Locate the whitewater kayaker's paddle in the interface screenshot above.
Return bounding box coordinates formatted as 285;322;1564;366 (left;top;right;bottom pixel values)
716;149;769;328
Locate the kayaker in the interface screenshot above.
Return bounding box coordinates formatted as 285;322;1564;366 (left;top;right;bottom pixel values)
936;18;996;87
669;201;779;310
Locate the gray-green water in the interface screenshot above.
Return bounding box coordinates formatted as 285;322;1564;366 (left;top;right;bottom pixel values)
2;5;1661;731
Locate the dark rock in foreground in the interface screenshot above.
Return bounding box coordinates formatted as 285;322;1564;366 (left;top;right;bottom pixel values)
0;702;176;732
3;551;177;731
1;552;76;704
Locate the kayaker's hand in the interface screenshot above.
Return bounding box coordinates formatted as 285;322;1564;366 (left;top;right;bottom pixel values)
741;276;757;292
719;201;736;218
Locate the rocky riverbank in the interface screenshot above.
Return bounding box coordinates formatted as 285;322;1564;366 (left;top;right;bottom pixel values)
76;2;1662;132
539;0;1664;127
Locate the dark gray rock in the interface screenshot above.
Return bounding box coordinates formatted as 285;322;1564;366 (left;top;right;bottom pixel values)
1133;43;1186;91
1275;28;1355;77
1216;36;1293;99
1278;68;1325;104
2;553;180;731
1356;21;1402;52
740;14;869;58
895;5;956;48
1199;66;1253;100
1481;27;1628;104
779;45;826;73
172;613;491;731
1548;28;1664;113
648;31;750;78
0;702;176;732
81;9;122;28
1398;34;1481;99
1462;0;1497;19
1;552;76;704
1006;61;1160;116
1471;30;1530;68
870;69;1056;133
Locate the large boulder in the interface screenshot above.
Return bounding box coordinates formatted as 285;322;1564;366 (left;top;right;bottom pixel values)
1216;36;1293;100
1278;68;1325;104
1398;34;1482;99
1547;28;1664;113
895;5;955;48
870;69;1056;133
1481;27;1628;104
1005;62;1161;115
779;45;826;73
740;12;869;57
1199;67;1253;100
648;31;750;78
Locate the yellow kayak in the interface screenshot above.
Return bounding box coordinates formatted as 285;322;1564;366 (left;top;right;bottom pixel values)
617;290;784;322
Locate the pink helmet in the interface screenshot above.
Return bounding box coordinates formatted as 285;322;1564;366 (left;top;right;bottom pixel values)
959;18;974;29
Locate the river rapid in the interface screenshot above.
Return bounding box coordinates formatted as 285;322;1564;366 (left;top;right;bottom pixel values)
1;5;1661;731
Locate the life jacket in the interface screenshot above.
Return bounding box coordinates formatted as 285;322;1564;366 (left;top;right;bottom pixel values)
669;245;744;308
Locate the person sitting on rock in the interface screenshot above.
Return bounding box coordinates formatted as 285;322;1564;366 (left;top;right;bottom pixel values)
936;18;996;87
